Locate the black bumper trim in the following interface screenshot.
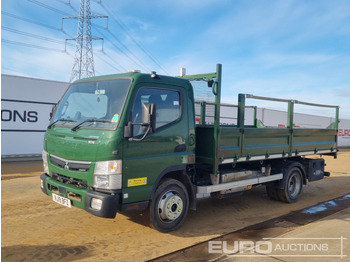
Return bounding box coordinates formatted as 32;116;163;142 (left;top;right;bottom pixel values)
85;191;120;218
121;201;149;211
40;173;49;195
41;173;120;218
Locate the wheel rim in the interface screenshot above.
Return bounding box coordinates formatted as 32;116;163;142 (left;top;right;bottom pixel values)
288;172;301;198
158;191;183;221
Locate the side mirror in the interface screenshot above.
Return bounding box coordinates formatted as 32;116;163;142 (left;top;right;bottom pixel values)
142;103;156;133
124;103;156;141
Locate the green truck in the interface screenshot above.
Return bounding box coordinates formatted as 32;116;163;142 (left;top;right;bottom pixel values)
41;64;339;232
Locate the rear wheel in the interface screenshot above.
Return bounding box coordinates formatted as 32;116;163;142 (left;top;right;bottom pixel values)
143;179;189;232
278;166;303;203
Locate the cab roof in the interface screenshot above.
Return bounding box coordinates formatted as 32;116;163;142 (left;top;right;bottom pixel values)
73;71;191;88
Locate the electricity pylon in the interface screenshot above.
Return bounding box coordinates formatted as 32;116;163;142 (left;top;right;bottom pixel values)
63;0;107;82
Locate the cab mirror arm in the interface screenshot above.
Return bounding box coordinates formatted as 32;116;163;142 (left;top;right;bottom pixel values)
124;121;133;139
124;103;156;141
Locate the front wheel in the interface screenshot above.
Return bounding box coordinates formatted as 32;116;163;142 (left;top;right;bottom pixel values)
278;166;303;203
143;179;189;232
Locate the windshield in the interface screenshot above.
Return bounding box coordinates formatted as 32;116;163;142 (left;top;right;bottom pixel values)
51;78;132;130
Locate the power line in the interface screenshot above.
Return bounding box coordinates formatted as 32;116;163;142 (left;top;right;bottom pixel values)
3;11;60;31
3;1;169;77
2;27;124;75
64;0;107;82
93;25;151;72
53;0;78;12
2;26;74;46
26;0;71;16
2;39;68;53
95;52;124;73
92;22;152;72
1;65;42;79
3;11;150;74
1;56;49;79
105;28;153;72
2;11;72;37
97;50;128;72
99;1;169;74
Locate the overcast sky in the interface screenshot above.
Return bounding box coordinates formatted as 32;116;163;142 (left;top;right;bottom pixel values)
2;0;350;119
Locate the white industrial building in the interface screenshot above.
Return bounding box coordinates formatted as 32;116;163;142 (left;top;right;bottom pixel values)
1;75;68;159
1;74;350;160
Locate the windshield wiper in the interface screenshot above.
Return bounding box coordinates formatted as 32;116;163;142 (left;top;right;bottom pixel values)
48;118;75;129
71;119;111;131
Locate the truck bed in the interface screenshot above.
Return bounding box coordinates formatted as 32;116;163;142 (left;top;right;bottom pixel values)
182;64;339;170
196;125;338;165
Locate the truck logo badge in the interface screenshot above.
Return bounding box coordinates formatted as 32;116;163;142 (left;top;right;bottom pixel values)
64;162;69;170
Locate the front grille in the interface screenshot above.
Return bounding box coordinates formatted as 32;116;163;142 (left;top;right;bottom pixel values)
51;172;89;189
50;154;91;172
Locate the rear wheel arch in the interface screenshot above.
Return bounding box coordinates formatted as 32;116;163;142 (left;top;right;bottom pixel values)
279;161;307;189
278;161;306;203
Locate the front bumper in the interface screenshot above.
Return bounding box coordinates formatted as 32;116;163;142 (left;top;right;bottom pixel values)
40;173;120;218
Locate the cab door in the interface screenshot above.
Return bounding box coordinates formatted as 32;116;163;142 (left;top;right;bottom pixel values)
122;84;190;204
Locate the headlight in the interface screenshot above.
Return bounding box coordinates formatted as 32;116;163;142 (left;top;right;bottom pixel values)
42;150;49;174
93;160;122;190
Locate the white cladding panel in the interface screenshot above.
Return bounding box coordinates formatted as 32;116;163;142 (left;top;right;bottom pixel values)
1;75;68;157
2;74;68;102
2;132;45;156
339;119;350;147
257;109;335;129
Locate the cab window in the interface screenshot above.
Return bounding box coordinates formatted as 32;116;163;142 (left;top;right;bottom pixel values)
131;88;181;136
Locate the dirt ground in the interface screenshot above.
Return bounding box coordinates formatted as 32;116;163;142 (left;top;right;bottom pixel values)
1;150;350;261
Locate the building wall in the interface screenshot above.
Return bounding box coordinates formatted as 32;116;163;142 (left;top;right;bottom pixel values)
256;108;350;147
1;75;68;157
338;119;350;147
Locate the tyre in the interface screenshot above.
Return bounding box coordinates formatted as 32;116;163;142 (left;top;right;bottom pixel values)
278;166;303;203
143;179;189;232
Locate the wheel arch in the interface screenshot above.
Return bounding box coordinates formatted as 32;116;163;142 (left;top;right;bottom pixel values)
149;165;196;210
278;161;307;190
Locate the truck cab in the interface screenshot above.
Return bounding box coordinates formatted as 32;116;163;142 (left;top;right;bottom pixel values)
41;71;196;231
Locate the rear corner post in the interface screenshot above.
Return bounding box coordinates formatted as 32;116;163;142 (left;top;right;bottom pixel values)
212;64;222;184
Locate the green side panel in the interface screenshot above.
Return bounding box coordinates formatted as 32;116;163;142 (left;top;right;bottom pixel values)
122;83;192;204
218;127;241;160
195;126;215;164
292;129;337;153
198;125;338;167
122;149;188;203
243;128;290;157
